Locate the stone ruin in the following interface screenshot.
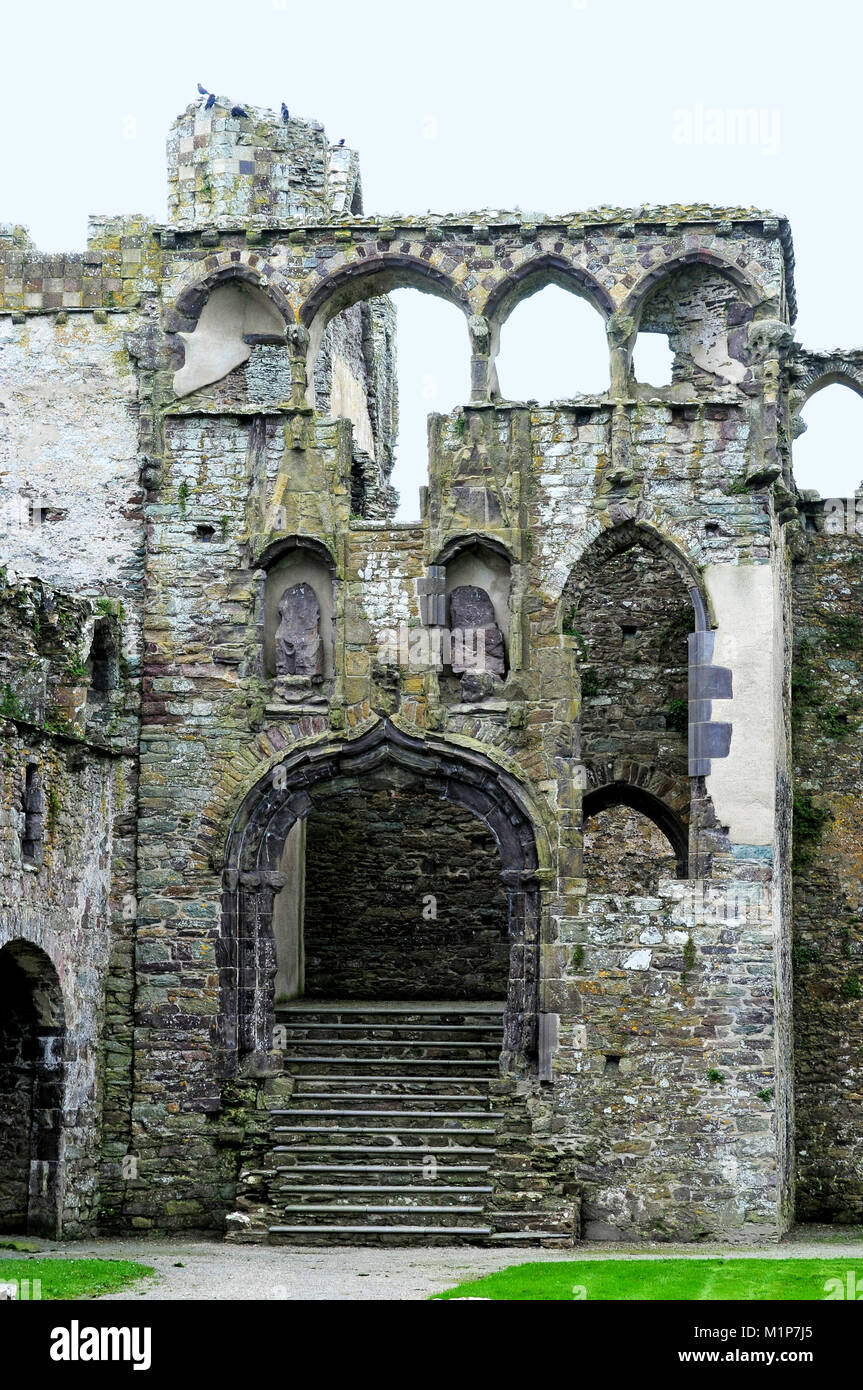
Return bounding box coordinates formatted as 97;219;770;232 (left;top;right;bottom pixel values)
0;92;862;1245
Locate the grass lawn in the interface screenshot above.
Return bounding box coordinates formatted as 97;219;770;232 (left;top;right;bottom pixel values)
434;1258;860;1301
0;1258;155;1300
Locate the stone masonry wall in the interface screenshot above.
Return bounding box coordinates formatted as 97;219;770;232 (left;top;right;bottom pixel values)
0;572;137;1235
303;786;509;999
583;805;678;893
549;880;780;1242
791;531;863;1222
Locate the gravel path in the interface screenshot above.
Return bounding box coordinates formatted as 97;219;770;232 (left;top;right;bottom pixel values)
3;1225;862;1300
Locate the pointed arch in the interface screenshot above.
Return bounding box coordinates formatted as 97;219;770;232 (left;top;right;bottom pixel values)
583;781;688;877
559;518;710;633
299;253;470;383
220;721;547;1074
482;253;615;326
620;248;767;331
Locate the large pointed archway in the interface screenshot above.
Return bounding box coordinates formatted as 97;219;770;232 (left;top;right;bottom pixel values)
220;722;544;1074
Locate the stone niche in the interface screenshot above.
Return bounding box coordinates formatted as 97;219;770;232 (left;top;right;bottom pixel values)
441;542;510;702
635;264;752;391
262;546;335;687
173;281;287;398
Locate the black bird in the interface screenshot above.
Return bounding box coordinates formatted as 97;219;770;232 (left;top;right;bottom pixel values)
281;103;290;123
197;83;209;96
231;105;248;118
205;93;216;110
337;138;345;147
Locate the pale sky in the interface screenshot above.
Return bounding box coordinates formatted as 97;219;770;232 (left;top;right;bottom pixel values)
4;0;861;513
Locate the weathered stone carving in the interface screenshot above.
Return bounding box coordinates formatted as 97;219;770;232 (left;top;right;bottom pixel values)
448;584;505;681
274;581;324;679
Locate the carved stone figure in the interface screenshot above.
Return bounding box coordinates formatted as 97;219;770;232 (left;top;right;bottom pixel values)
275;581;324;679
448;584;505;680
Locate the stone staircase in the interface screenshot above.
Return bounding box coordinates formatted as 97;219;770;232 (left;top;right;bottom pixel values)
227;1002;579;1246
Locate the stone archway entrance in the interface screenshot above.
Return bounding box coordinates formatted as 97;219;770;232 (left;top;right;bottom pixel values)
221;722;543;1075
0;940;66;1237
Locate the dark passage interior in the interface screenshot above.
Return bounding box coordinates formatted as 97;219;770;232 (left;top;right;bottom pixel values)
0;940;65;1236
301;784;509;999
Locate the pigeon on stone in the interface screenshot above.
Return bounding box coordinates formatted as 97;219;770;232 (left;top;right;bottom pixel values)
337;138;345;147
197;83;209;96
204;93;216;110
281;103;290;123
231;105;248;118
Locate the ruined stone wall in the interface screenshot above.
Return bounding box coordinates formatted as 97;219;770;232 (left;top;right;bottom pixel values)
314;296;397;473
0;309;143;597
638;265;751;390
791;532;863;1222
551;880;779;1241
583;805;678;893
0;99;811;1242
303;787;509;999
0;573;137;1235
166;102;340;228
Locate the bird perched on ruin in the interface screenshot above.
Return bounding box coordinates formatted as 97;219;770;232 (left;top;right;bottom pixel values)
337;138;345;147
197;83;209;96
205;93;216;110
281;103;290;123
231;105;248;118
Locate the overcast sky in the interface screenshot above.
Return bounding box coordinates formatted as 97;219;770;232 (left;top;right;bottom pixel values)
5;0;862;512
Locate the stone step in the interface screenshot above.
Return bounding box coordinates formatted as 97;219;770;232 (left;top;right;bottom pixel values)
274;1143;497;1158
230;1000;574;1248
275;1002;505;1027
293;1075;492;1095
278;1203;487;1224
282;1056;500;1074
484;1231;576;1247
275;1108;503;1123
274;1163;492;1185
289;1092;496;1110
483;1206;578;1239
267;1224;493;1245
274;1125;498;1147
278;1023;503;1041
280;1041;501;1059
274;1184;492;1201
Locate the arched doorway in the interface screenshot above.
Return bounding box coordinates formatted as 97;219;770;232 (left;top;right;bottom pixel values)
583;784;688;894
221;722;543;1073
0;940;65;1236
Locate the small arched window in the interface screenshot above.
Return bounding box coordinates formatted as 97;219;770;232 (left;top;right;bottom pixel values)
792;381;863;502
495;285;610;399
583;785;688;894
